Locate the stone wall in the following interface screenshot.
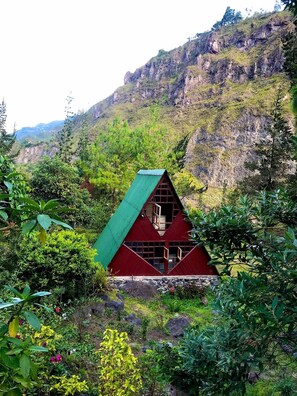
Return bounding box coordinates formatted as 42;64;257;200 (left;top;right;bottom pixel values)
108;275;219;294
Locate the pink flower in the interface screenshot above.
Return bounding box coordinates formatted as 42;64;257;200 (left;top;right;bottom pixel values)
19;319;24;325
55;307;61;314
16;334;21;339
51;354;63;363
56;354;62;362
42;342;47;347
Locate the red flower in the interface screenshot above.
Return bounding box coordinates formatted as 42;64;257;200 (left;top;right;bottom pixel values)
55;307;61;314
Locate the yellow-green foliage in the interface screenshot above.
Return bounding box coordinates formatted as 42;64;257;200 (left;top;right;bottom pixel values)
50;375;89;395
97;329;142;396
33;325;62;352
172;169;204;200
93;265;108;292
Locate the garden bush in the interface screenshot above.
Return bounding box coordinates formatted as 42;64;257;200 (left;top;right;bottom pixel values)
97;329;142;396
17;230;98;301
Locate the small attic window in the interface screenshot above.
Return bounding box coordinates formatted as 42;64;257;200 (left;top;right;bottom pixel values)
144;180;180;235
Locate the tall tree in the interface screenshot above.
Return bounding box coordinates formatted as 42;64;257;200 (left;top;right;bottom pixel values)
0;99;15;156
57;95;75;163
240;90;294;193
211;6;242;31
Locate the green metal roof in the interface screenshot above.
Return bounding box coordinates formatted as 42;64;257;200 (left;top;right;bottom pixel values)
93;169;166;268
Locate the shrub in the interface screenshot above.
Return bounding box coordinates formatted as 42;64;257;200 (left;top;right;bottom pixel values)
97;329;142;396
93;265;108;292
50;375;89;395
17;230;96;301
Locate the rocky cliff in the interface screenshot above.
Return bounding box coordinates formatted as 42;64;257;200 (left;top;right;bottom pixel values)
87;11;293;187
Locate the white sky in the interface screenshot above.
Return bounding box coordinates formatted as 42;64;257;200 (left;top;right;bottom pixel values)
1;0;279;132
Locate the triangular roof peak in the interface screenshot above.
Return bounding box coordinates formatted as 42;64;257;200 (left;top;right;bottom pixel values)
94;169;170;268
138;169;166;176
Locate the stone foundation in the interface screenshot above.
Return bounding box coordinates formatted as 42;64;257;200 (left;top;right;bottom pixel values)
108;275;219;294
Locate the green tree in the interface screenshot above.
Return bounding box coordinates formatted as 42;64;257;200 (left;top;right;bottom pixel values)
240;90;294;193
30;156;93;227
57;95;75;163
0;99;15;156
211;7;242;31
172;169;205;202
76;111;90;163
84;109;176;208
161;191;297;395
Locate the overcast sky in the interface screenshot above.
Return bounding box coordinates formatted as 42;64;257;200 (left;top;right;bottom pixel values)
1;0;279;132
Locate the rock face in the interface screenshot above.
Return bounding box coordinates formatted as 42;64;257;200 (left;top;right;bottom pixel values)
15;143;58;164
88;11;293;187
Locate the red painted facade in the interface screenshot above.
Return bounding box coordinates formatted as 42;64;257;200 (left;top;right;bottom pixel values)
108;174;217;276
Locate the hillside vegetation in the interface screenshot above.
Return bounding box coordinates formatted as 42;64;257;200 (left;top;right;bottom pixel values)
1;4;297;395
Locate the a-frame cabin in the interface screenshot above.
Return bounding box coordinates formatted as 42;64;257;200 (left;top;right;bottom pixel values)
93;169;217;276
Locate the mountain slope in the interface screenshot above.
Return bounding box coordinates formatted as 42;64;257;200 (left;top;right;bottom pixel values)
16;120;63;142
86;11;293;187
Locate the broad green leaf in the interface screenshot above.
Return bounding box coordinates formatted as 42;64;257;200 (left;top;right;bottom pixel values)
21;219;37;234
43;199;60;210
23;311;40;331
50;218;72;229
275;304;285;319
0;209;8;220
0;301;15;309
271;296;278;310
30;291;51;298
22;285;31;298
7;337;23;346
0;351;19;369
4;286;23;299
28;345;48;352
19;354;31;378
4;181;13;190
37;214;52;231
17;197;40;207
12;298;23;305
8;317;19;337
